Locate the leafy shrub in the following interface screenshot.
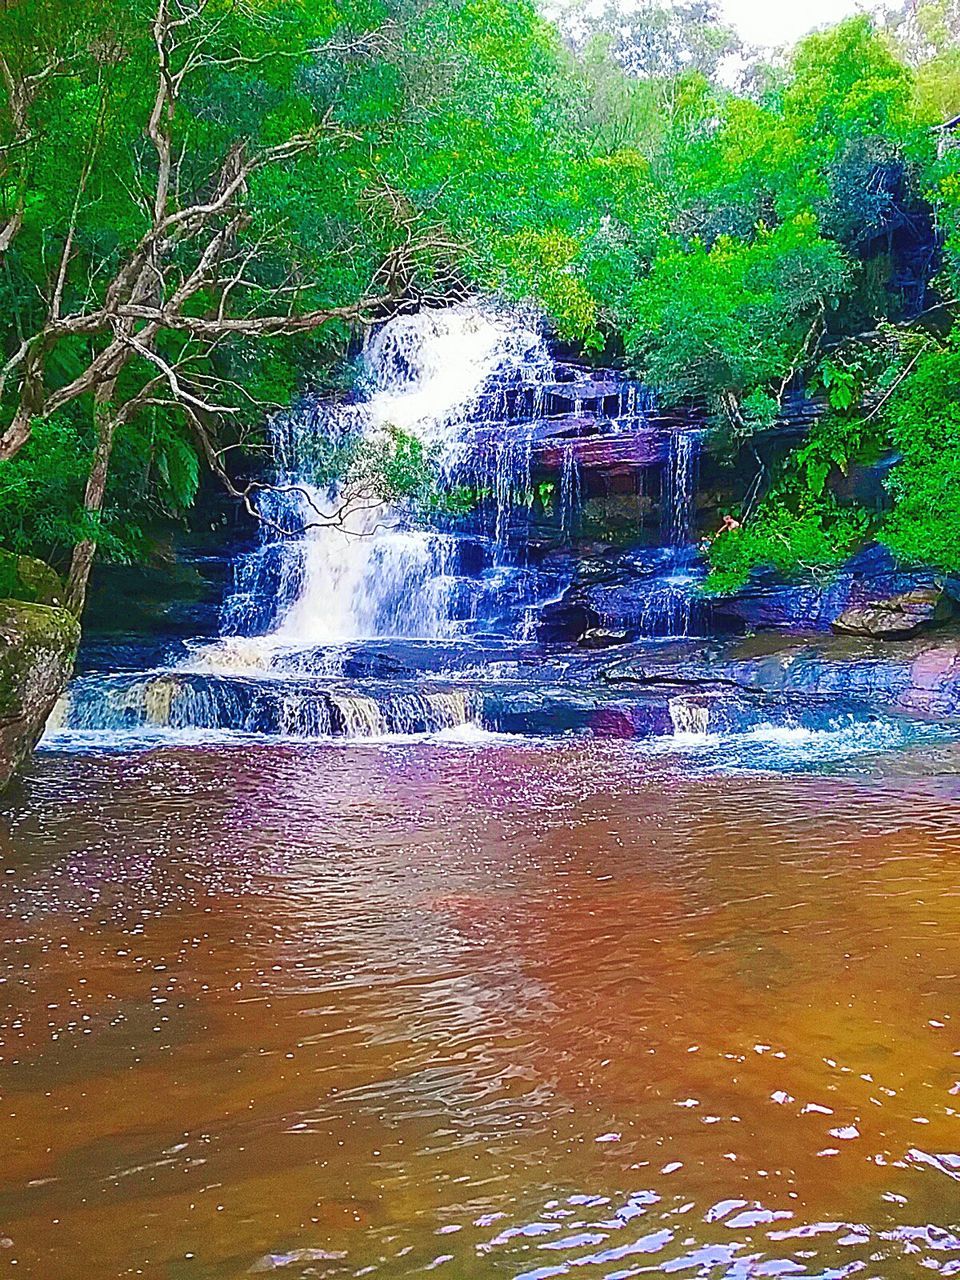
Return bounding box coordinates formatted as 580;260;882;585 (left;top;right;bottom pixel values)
881;337;960;569
703;490;871;595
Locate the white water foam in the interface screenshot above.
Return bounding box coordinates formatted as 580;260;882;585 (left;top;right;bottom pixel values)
632;715;932;772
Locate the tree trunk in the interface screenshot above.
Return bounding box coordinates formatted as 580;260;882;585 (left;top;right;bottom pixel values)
65;385;117;616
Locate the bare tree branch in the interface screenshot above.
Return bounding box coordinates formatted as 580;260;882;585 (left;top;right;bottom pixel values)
0;0;462;471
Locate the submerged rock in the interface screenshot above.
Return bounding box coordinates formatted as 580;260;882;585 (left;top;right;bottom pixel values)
832;587;954;639
0;598;80;789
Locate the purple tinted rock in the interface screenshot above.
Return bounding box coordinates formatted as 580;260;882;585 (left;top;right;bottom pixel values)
832;586;954;639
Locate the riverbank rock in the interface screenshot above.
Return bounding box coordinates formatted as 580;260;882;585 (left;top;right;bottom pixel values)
832;586;954;639
0;598;81;790
599;631;960;722
536;597;600;643
709;546;960;636
711;576;846;632
542;543;959;641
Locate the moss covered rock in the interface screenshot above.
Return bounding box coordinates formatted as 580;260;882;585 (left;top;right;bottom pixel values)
0;548;65;607
0;599;80;790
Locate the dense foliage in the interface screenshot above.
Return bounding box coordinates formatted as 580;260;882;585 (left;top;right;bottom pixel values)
5;0;960;606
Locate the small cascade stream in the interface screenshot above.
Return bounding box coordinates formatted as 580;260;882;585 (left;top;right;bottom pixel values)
559;442;582;539
635;428;710;639
667;429;700;550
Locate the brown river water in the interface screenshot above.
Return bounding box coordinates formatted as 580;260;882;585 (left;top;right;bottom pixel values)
2;740;960;1278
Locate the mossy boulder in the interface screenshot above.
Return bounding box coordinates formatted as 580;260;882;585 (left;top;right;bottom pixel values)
0;548;65;607
0;598;80;790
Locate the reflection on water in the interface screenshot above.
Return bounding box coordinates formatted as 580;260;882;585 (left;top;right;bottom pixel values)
2;741;960;1278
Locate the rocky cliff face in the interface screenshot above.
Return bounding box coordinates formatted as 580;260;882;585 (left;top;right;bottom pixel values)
0;553;80;791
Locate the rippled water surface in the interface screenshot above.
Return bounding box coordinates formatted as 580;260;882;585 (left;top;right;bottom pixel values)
2;741;960;1278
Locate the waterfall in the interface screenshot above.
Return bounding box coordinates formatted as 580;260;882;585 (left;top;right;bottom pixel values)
666;430;700;549
216;312;669;657
221;301;553;648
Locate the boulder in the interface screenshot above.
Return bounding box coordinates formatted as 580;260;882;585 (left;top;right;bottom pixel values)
0;598;81;790
832;586;954;640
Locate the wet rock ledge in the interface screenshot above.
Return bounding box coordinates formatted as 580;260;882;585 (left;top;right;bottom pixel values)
599;631;960;722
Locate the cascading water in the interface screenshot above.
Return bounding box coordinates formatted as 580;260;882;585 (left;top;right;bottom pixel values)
667;429;699;550
49;301;595;741
635;429;709;639
222;302;555;647
668;694;711;737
